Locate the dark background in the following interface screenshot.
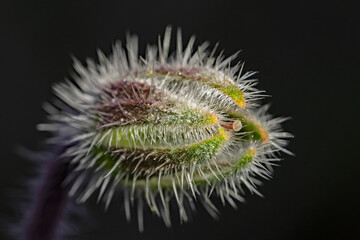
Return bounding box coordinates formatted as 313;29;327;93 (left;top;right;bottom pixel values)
1;0;359;239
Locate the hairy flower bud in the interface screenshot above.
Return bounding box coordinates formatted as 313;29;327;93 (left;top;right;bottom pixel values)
38;27;292;231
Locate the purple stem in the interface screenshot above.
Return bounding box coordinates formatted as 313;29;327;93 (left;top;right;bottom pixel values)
22;147;70;240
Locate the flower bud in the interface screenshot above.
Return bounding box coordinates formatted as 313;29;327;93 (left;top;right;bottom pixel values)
39;27;292;230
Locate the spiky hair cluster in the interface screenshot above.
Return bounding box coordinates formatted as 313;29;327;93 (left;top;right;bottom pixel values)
38;27;292;231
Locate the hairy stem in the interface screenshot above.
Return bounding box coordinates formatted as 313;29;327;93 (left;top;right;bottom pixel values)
22;146;70;240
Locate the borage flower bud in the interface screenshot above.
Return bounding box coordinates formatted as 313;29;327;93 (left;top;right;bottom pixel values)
39;27;292;231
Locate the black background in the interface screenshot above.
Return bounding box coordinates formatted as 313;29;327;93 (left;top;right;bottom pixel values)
1;0;359;239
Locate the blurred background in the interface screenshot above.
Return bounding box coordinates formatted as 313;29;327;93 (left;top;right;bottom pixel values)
0;0;359;239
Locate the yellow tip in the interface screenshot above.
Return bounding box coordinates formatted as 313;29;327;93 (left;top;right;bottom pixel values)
259;128;269;142
207;114;219;124
236;99;246;109
146;70;153;77
249;147;256;155
218;128;229;139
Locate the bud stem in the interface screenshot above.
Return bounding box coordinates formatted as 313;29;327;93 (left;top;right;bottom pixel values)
22;146;70;240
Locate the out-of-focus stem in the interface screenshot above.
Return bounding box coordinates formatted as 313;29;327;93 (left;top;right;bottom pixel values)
22;146;69;240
